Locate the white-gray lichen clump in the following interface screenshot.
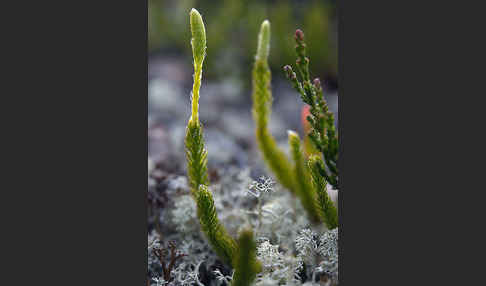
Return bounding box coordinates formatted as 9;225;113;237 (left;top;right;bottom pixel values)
149;164;339;285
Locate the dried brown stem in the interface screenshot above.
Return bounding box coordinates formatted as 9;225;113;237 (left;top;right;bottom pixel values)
153;241;187;281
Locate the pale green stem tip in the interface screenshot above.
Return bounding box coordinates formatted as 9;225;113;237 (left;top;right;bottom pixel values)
288;130;300;143
256;20;271;62
190;8;207;66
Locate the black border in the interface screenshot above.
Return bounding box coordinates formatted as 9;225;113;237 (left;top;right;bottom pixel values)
6;0;149;284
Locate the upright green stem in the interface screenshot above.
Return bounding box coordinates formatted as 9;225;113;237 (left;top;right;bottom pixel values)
189;8;206;125
288;131;321;223
308;155;338;229
231;229;262;286
252;20;296;193
191;65;202;124
185;9;238;266
186;8;209;194
185;11;261;276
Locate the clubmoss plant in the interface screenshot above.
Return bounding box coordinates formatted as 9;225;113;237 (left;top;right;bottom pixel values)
232;229;262;286
283;29;339;190
308;155;338;229
196;185;237;265
288;131;320;222
185;8;236;265
184;9;261;282
251;21;338;229
186;8;209;194
284;29;339;230
252;20;296;193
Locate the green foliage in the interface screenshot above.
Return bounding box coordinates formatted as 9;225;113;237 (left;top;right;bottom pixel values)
284;29;339;190
185;120;209;194
185;9;236;265
252;20;296;193
252;21;339;229
231;229;262;286
196;185;238;265
189;8;206;124
190;8;206;69
185;10;261;274
288;131;321;223
255;20;270;62
186;8;208;194
308;155;338;229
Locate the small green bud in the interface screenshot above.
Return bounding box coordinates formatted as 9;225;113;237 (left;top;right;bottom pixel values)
288;130;303;155
256;20;271;62
287;130;300;143
190;8;206;66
